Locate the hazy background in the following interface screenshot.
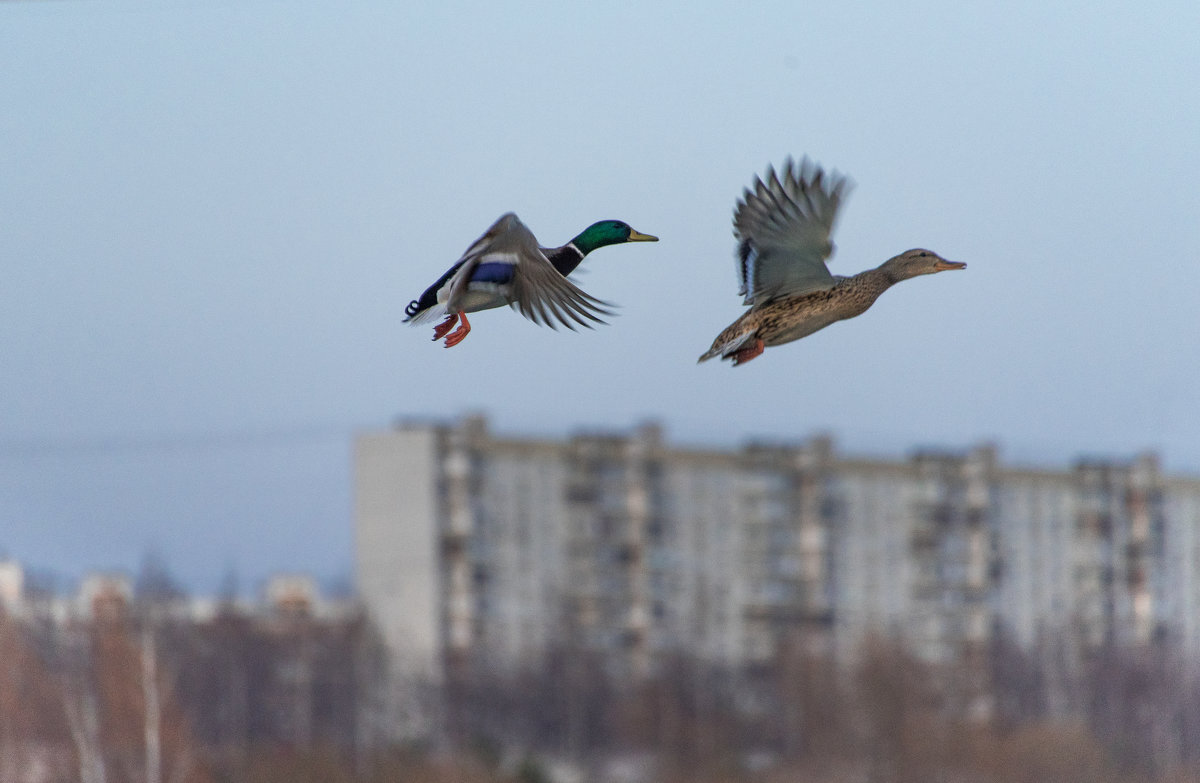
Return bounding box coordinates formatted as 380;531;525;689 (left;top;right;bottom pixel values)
3;0;1198;593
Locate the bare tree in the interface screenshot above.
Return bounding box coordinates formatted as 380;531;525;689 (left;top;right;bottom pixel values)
57;625;108;783
0;609;75;782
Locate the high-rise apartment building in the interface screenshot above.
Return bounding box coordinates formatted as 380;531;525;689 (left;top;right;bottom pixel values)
354;416;1200;711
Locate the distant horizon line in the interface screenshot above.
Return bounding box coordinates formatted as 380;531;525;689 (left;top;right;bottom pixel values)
0;411;1190;473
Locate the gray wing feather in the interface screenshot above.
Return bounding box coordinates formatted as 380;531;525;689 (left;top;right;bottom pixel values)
733;157;852;306
445;213;613;330
508;260;613;330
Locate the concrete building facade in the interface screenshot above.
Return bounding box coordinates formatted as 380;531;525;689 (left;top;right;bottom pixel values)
354;416;1200;706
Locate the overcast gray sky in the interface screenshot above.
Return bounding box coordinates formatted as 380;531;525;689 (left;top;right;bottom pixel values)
3;0;1198;593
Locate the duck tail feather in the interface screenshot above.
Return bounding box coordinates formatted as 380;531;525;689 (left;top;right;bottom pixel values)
403;302;447;325
698;330;757;363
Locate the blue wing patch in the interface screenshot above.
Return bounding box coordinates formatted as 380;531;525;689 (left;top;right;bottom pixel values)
471;261;516;285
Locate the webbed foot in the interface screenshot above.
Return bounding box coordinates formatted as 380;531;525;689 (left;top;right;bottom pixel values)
442;311;471;348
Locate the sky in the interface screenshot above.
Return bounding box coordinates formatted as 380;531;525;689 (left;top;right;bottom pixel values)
2;0;1198;594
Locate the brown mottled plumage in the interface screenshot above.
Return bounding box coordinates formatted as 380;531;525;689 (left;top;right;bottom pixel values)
698;158;965;366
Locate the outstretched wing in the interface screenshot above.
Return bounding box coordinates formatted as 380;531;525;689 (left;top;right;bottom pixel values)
445;213;613;330
733;157;852;306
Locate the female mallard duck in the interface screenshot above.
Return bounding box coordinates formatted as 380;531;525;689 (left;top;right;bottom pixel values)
698;157;965;366
405;213;658;347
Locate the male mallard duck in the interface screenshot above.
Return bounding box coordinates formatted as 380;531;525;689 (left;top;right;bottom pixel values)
405;213;658;347
698;157;965;366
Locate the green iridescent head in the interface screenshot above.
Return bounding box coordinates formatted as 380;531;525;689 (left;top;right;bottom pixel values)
572;220;658;255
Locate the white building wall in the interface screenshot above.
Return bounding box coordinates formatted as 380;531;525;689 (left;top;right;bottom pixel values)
353;427;443;682
0;560;23;615
474;451;572;671
833;472;914;661
660;463;744;666
993;476;1075;648
1164;481;1200;650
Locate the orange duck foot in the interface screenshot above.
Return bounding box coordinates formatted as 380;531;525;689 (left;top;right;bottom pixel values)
432;313;458;341
442;311;471;348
